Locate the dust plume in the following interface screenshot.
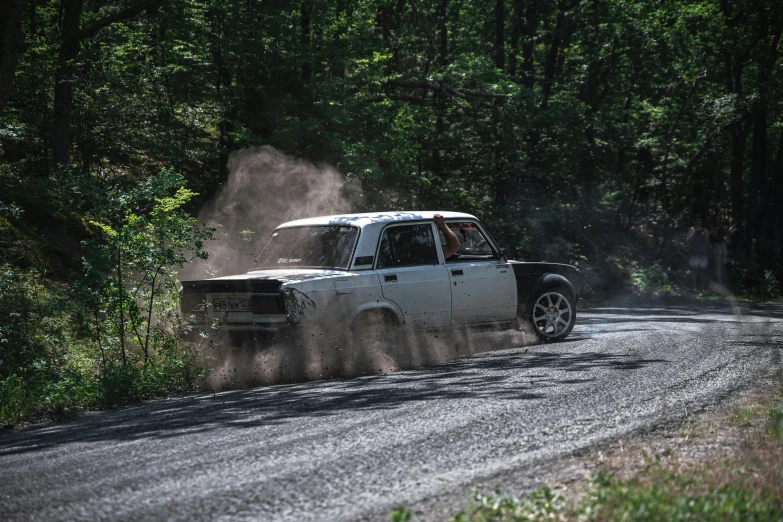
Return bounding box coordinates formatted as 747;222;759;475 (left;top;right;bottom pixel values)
180;146;540;389
203;322;539;390
181;146;362;280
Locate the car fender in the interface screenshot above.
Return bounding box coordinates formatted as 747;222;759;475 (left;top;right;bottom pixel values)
531;273;575;301
350;300;404;327
518;273;575;317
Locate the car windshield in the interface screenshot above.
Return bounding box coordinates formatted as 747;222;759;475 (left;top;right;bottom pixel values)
250;225;359;270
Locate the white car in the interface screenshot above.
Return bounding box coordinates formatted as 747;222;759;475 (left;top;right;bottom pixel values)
181;211;580;342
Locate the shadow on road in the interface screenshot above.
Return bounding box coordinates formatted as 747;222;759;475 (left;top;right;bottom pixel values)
0;349;667;455
582;302;783;322
6;302;774;455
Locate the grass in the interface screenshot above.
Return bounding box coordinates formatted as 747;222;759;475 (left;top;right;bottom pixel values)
730;404;771;428
392;380;783;521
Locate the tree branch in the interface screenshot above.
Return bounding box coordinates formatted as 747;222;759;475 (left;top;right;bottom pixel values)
387;79;509;100
364;95;425;105
686;115;752;176
73;0;162;42
686;89;783;176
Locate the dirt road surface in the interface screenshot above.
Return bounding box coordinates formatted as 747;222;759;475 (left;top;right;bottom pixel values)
2;303;781;521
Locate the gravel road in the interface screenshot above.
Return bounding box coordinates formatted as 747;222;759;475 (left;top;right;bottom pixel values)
2;302;782;521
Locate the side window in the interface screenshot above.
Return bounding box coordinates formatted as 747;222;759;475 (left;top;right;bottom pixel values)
377;224;439;269
437;222;496;261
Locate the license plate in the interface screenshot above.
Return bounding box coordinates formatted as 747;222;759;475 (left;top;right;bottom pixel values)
213;298;251;312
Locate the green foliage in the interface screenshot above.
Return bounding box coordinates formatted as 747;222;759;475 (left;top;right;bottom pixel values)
439;468;783;522
388;506;412;522
83;169;214;365
0;264;98;423
769;384;783;441
760;271;780;301
450;488;566;521
577;470;783;522
0;375;32;425
731;268;781;301
632;264;672;294
0;265;58;380
0;172;213;424
730;404;769;428
3;0;783;285
3;0;783;418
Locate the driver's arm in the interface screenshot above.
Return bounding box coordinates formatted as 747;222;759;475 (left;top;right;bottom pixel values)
434;214;460;259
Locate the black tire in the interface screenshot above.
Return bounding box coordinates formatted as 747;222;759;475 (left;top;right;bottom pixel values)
526;284;576;342
350;309;400;340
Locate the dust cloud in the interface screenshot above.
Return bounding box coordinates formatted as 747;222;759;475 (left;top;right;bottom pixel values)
180;146;361;280
181;145;539;390
203;323;539;390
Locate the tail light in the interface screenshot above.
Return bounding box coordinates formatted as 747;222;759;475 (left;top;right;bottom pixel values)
181;294;207;320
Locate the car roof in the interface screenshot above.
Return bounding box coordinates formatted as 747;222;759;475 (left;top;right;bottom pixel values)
277;211;479;228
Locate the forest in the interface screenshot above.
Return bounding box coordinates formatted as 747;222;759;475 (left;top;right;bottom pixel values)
1;0;782;422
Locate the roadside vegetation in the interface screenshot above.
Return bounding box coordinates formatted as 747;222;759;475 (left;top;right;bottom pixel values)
398;379;783;522
2;0;783;423
0;171;214;424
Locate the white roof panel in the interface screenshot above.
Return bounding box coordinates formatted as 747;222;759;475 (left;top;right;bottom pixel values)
277;211;478;229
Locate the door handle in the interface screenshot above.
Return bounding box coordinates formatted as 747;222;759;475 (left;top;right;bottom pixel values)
384;274;397;282
451;269;464;276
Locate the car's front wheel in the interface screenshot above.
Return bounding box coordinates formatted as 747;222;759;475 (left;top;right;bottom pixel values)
528;286;576;342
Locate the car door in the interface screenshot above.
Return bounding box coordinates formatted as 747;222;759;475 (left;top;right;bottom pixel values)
439;220;517;324
374;223;452;329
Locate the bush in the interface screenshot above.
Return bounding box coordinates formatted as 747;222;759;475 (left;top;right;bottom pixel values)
579;470;783;522
450;488;566;521
0;171;214;424
632;264;671;294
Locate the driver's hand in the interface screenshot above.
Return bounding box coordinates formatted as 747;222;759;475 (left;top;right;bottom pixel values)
433;214;446;227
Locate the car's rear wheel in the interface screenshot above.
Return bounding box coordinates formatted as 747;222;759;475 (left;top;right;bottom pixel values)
528;286;576;342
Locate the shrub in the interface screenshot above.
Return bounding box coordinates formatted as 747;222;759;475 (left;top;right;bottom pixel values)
0;171;214;424
83;169;214;366
631;264;671;294
578;470;783;521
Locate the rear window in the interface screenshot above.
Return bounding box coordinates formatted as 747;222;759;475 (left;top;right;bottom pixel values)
251;226;359;270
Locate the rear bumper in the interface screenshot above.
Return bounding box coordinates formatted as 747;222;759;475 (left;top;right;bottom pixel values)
185;318;292;332
180;313;294;337
219;321;293;332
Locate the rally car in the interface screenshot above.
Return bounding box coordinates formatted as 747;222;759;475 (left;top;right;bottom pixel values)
181;211;579;341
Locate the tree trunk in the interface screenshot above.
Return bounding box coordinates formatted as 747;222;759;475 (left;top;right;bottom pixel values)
578;0;604;205
432;1;448;176
207;3;231;178
52;0;84;169
301;0;312;82
0;0;24;113
494;0;504;70
729;122;751;261
752;15;781;267
437;0;448;66
521;0;537;89
52;0;160;170
541;3;566;109
747;107;767;262
774;131;783;262
509;0;521;76
392;0;406;70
